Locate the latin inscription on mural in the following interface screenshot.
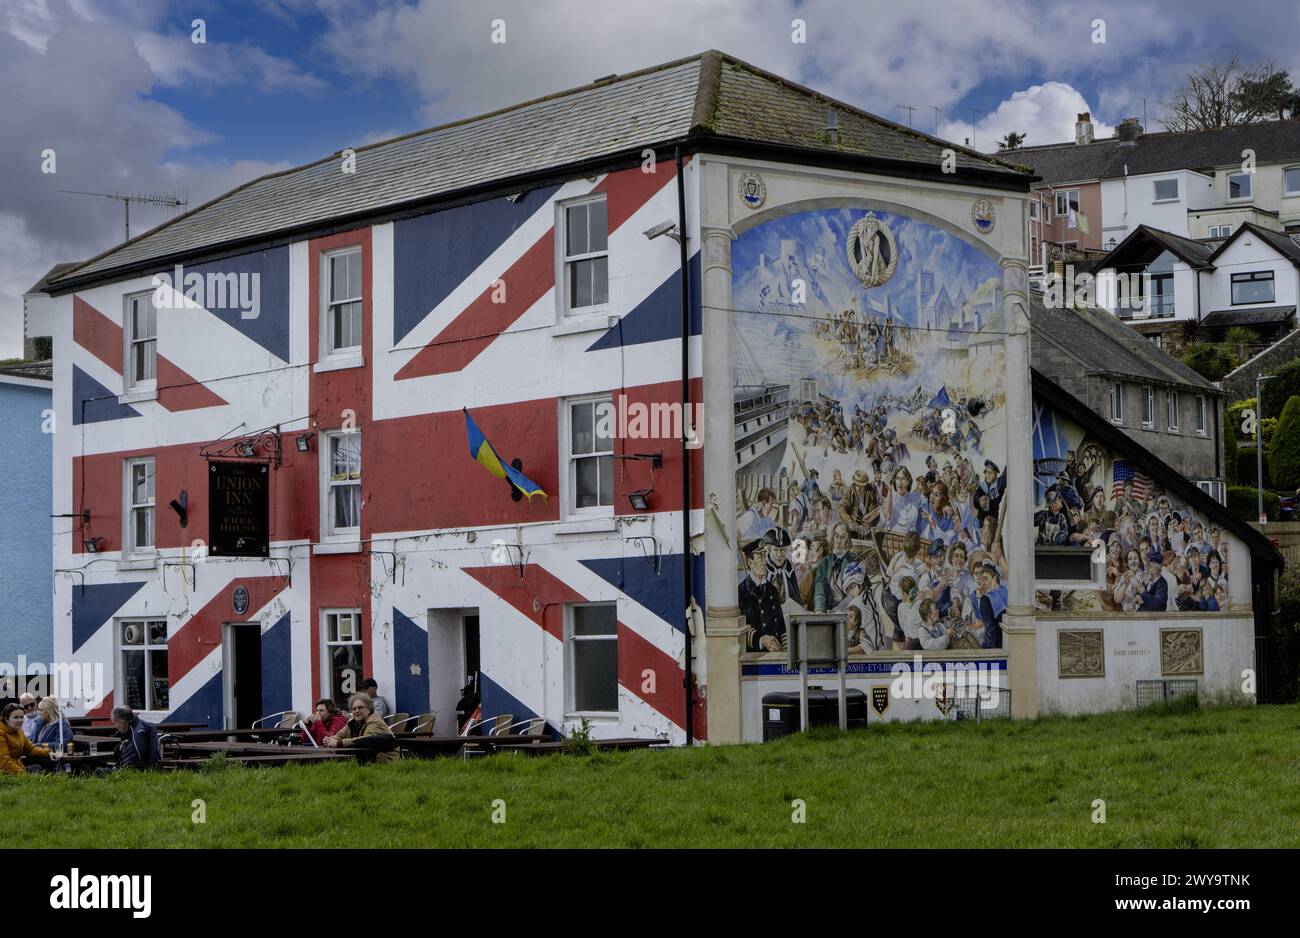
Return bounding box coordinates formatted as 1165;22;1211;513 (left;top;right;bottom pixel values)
730;206;1008;655
1160;628;1204;675
1031;409;1232;614
1058;629;1105;678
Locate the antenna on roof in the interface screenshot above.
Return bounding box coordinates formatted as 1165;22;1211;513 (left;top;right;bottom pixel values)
897;105;916;128
59;189;188;242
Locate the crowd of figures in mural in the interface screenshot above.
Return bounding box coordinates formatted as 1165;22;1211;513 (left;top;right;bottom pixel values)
730;206;1011;655
1031;429;1232;613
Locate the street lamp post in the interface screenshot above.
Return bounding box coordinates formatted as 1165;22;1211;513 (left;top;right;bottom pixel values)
1256;373;1277;524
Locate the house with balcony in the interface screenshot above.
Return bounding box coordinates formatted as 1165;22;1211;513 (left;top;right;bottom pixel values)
1093;223;1299;347
1008;115;1300;264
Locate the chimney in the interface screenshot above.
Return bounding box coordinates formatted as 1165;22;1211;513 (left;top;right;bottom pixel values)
825;109;839;145
1116;117;1143;144
1075;112;1094;145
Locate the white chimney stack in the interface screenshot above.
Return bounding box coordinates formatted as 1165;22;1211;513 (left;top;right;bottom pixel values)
1075;112;1094;146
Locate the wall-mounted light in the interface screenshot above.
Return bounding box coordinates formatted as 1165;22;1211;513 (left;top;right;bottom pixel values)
628;488;654;511
168;490;189;528
295;432;315;453
83;537;103;553
615;452;662;512
643;220;681;243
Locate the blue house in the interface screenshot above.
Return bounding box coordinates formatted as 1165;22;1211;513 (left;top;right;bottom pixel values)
0;362;53;670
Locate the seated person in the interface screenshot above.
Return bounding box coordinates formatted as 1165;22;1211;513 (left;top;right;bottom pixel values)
324;694;399;763
32;697;75;750
1;702;62;775
112;705;162;769
301;698;348;745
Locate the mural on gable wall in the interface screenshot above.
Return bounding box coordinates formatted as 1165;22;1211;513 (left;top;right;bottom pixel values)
1031;399;1233;613
730;205;1010;656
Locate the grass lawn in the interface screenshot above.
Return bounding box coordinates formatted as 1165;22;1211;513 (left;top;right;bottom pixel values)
4;703;1298;848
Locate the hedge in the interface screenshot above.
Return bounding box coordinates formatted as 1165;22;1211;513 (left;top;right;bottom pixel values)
1226;485;1280;522
1260;358;1300;416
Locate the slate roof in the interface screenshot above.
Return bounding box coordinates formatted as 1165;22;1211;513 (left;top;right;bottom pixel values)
1201;305;1297;329
25;262;80;295
50;51;1029;291
0;361;54;382
1030;292;1219;392
1097;224;1218;271
1004;119;1300;186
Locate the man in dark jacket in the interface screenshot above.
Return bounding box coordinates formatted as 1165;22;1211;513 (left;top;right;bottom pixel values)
739;539;786;652
111;706;162;769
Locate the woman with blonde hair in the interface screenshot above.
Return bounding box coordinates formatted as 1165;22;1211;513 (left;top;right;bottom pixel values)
32;698;74;751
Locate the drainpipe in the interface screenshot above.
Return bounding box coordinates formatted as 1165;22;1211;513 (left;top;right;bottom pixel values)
675;146;694;745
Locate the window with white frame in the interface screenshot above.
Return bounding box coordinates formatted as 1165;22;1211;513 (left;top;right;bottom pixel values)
565;396;613;513
322;610;362;707
124;456;155;555
1286;166;1300;196
1208;224;1233;239
124;293;157;391
323;430;361;537
1109;381;1124;423
1227;171;1252;201
1196;395;1207;435
324;247;362;356
1231;270;1275;305
566;603;618;715
1166;390;1180;431
1028;200;1039;220
1195;480;1227;505
560;195;608;315
1054;190;1080;226
1142;386;1155;427
1153;178;1179;202
120;620;168;711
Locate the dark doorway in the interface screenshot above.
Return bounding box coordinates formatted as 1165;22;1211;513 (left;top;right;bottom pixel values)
231;624;263;728
463;614;481;687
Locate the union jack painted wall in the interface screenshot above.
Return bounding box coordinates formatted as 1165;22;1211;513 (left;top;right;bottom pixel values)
50;158;706;741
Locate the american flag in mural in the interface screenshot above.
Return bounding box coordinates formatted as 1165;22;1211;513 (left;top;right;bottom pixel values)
1112;460;1153;500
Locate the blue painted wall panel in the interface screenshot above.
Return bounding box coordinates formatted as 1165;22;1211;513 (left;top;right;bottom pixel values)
0;381;53;662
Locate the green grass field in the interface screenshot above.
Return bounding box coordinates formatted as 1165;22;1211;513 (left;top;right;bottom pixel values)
4;703;1298;848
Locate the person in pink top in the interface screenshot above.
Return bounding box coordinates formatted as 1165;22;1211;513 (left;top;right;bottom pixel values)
301;699;347;746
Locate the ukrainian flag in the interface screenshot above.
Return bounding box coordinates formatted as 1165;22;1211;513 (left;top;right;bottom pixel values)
464;408;547;500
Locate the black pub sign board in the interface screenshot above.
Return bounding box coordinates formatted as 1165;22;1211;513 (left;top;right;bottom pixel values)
208;461;270;557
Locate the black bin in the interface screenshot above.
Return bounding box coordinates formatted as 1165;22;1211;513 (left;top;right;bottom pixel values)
762;688;867;740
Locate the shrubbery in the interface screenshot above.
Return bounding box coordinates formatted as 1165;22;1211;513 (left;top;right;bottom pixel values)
1267;396;1300;490
1179;343;1237;381
1260;358;1300;416
1226;485;1280;522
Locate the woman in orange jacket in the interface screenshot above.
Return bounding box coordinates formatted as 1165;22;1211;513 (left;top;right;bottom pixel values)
1;703;63;775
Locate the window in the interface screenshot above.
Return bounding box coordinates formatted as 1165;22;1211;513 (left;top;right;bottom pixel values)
322;610;362;707
560;196;608;315
566;396;613;513
1196;395;1207;435
1285;166;1300;196
124;457;155;555
120;620;168;711
1208;224;1233;239
1226;171;1252;201
1055;189;1081;225
1195;480;1227;505
1231;270;1275;305
1153;178;1179;202
1142;386;1155;427
124;293;156;391
567;603;618;715
324;430;361;537
1166;390;1180;431
324;247;362;356
1028;200;1039;220
1147;272;1175;317
1034;547;1099;584
1109;381;1124;423
1148;333;1163;349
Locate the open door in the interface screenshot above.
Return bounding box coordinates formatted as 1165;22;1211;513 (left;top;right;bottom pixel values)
223;622;263;728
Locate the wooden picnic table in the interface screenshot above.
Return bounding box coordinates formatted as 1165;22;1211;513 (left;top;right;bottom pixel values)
163;751;359;770
157;727;301;743
396;733;549;758
54;751;117;774
504;737;670;755
70;734;120;752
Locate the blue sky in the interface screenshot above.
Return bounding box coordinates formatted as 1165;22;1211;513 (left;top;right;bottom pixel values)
3;0;1299;354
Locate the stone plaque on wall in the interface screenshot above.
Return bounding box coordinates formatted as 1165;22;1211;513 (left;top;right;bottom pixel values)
1058;629;1105;678
1160;629;1204;676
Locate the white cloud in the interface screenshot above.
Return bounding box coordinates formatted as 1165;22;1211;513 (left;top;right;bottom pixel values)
135;31;327;95
938;82;1116;152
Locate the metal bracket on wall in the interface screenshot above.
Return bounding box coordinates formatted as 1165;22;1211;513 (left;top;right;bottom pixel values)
625;535;662;574
267;557;291;589
54;569;85;595
161;560;197;592
372;550;405;586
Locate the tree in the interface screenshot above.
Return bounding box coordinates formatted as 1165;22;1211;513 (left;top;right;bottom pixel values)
1261;357;1300;416
997;131;1026;150
1180;343;1237;381
1222;325;1259;360
1267;395;1300;490
1232;61;1300;121
1160;57;1300;131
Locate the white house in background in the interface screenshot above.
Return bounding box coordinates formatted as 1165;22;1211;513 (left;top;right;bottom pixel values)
1099;167;1213;248
1092;222;1300;346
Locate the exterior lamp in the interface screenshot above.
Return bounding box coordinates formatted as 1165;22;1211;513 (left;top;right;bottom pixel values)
628;489;653;511
295;432;315;453
83;537;103;553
